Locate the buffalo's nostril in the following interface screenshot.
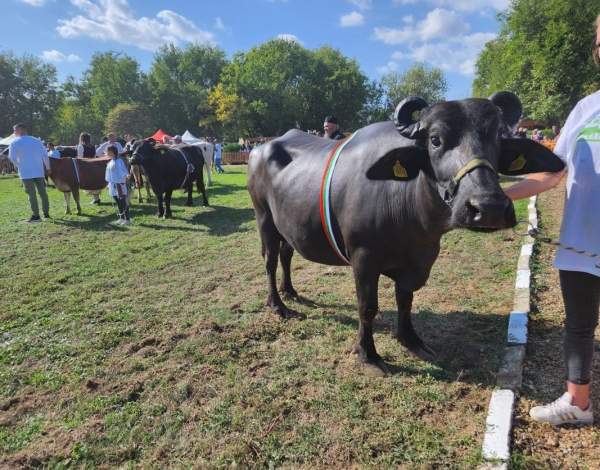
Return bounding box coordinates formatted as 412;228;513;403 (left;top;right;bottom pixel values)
466;200;483;222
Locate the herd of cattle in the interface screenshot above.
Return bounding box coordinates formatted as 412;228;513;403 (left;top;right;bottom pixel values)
2;92;568;376
49;139;214;217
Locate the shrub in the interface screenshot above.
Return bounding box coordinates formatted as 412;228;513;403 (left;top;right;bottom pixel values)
224;143;242;152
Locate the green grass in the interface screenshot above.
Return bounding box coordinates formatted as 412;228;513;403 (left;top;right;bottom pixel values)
0;168;527;468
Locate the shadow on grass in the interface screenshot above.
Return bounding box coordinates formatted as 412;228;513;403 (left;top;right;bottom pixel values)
291;299;559;387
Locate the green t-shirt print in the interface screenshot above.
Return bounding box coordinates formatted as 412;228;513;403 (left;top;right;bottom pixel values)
577;115;600;142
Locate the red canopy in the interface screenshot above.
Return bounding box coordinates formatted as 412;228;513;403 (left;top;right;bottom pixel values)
147;129;173;142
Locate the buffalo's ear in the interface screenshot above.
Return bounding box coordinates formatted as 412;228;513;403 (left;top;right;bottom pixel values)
366;146;426;181
499;138;565;175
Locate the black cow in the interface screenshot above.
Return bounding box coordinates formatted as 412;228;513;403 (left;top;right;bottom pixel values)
247;92;564;376
129;140;209;217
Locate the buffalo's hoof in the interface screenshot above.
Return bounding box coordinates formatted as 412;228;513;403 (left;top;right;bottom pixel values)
77;211;82;216
164;213;172;219
203;202;209;207
279;288;300;301
354;352;391;378
271;304;305;320
398;336;437;362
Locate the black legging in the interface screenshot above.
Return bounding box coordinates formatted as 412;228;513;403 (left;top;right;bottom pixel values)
113;196;129;220
560;270;600;385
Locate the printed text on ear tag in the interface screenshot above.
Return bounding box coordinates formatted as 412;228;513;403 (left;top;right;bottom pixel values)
508;154;526;172
393;160;408;178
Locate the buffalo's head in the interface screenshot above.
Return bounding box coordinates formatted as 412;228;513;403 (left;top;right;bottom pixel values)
376;92;564;230
129;139;162;166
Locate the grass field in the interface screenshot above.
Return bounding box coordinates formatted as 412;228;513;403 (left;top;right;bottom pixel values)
0;167;528;468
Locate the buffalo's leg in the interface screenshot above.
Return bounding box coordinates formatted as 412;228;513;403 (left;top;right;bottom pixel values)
165;190;173;218
394;283;435;361
353;259;389;376
257;209;302;319
204;161;212;187
185;180;194;206
72;188;82;215
145;177;152;201
197;175;208;206
156;192;164;217
64;192;71;215
278;241;299;300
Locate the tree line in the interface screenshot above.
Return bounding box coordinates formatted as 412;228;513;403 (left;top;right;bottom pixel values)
0;40;447;145
473;0;600;124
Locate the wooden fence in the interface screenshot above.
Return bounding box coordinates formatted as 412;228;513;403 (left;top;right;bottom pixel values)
222;151;250;165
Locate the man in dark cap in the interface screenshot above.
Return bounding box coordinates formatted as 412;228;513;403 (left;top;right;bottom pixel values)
323;115;344;140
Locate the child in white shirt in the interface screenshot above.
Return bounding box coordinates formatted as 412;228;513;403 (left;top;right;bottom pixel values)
104;145;131;225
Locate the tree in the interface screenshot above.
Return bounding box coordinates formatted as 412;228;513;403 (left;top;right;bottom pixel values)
473;0;600;123
147;44;227;136
79;52;147;137
211;40;372;137
381;64;447;113
0;51;61;137
105;103;153;137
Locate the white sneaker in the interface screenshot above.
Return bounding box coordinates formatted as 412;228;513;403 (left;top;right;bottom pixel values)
529;392;593;426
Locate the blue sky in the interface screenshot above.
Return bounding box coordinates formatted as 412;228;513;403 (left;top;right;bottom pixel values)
3;0;509;99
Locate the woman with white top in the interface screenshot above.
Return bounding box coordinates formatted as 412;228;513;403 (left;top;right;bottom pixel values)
504;13;600;426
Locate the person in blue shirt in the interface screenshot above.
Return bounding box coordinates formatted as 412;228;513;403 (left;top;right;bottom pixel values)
8;123;51;222
214;141;224;174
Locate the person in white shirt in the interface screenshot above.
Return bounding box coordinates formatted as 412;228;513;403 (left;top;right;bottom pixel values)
88;132;123;205
76;132;96;159
104;145;131;225
8;123;51;222
96;132;124;157
504;13;600;427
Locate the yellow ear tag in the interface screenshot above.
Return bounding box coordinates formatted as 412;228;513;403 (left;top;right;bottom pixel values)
508;154;527;172
393;160;408;178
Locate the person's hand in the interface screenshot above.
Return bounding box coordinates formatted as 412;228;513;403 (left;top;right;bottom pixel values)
547;169;567;188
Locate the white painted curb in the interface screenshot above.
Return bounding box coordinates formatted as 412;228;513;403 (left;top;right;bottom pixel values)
481;195;537;465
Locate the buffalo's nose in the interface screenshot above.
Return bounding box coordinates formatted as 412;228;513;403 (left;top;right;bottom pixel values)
466;197;515;228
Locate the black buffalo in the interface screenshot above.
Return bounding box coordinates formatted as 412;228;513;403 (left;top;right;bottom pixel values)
129;140;209;217
247;92;564;376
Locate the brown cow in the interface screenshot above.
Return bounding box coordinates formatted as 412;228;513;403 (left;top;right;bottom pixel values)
50;157;110;214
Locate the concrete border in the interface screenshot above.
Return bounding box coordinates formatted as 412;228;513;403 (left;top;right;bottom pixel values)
481;195;537;466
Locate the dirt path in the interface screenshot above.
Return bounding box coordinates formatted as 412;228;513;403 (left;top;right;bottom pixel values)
512;186;600;468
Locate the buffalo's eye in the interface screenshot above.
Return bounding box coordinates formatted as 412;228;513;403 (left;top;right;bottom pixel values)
430;135;442;148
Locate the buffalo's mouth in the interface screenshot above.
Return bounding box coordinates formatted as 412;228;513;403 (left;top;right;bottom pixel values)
451;196;517;231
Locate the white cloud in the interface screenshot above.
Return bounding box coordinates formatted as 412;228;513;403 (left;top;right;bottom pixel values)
57;0;215;52
277;33;303;45
377;61;399;74
40;49;82;63
18;0;47;5
388;32;496;75
340;11;364;27
402;15;414;24
393;0;508;11
348;0;371;10
215;17;225;31
373;8;469;45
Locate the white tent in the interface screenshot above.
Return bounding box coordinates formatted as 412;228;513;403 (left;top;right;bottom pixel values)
182;130;202;144
0;134;16;146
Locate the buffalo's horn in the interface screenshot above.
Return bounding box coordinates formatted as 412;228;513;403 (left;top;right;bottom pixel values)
394;96;428;139
489;91;523;128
